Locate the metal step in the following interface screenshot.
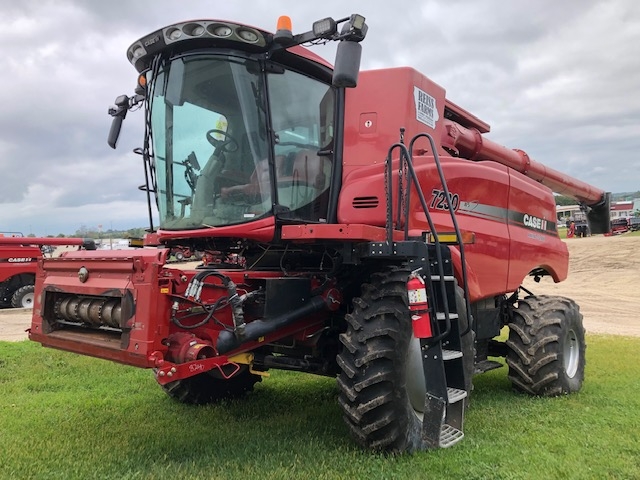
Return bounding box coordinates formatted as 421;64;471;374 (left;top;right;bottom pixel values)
447;387;467;404
439;424;465;448
431;275;455;282
442;349;463;361
475;359;504;374
435;312;459;321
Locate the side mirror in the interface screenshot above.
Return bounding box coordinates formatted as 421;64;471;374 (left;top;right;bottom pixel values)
107;116;124;149
333;40;362;88
107;95;130;149
107;94;144;149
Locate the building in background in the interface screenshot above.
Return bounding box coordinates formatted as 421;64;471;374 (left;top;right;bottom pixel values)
556;199;638;236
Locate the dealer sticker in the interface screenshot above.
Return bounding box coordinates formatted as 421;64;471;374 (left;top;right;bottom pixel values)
414;86;439;128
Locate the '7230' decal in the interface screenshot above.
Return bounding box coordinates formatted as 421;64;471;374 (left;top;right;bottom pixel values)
430;189;460;211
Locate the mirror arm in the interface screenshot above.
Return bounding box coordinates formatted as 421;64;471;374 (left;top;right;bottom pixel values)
107;94;145;149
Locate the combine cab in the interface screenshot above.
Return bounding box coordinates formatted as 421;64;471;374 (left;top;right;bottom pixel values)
29;14;610;453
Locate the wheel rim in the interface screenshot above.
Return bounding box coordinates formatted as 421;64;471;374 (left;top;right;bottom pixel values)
564;328;580;378
21;293;35;308
405;336;426;420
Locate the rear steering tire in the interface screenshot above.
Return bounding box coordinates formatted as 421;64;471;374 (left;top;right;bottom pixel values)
11;285;35;308
506;295;585;396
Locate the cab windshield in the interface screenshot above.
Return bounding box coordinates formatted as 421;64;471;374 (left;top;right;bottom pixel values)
148;54;334;230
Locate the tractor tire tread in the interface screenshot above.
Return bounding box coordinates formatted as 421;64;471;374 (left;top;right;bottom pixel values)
11;284;35;308
506;295;585;396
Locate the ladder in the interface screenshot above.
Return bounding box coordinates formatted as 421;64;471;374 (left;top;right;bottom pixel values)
420;269;467;448
382;131;473;448
365;240;469;449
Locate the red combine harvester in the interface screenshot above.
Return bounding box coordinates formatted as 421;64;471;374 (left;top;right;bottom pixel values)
0;236;95;308
28;14;610;453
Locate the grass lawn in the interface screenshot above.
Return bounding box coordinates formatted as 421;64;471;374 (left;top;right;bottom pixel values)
558;225;567;239
1;336;639;479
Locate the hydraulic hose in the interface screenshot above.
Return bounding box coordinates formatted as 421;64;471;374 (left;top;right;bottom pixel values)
216;295;328;354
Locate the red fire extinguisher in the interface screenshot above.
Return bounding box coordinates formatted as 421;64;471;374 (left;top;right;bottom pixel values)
407;270;433;338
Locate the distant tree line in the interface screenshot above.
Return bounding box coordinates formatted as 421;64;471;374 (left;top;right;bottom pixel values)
612;191;640;202
554;195;576;206
65;226;148;239
555;192;640;206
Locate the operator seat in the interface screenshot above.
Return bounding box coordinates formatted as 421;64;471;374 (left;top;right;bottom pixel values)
276;149;331;217
220;155;285;200
216;150;331;214
289;149;329;190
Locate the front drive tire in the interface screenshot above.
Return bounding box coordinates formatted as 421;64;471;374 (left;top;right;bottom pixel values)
506;295;585;396
11;285;35;308
336;266;473;453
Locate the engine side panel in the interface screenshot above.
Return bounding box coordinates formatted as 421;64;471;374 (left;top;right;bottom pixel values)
338;66;569;299
338;156;513;300
507;171;568;286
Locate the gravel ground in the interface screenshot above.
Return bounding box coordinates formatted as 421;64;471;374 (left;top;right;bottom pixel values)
0;308;33;342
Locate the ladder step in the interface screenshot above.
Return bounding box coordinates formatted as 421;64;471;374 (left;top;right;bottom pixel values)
431;275;455;282
435;312;459;321
439;424;464;448
442;349;463;361
447;387;467;404
475;359;504;374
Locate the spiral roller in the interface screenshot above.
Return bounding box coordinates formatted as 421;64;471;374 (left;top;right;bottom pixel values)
54;296;122;329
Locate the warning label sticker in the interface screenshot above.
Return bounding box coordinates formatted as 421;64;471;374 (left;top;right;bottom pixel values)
413;87;439;128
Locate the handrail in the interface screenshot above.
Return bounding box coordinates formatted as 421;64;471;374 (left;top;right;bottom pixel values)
408;133;474;336
384;142;451;342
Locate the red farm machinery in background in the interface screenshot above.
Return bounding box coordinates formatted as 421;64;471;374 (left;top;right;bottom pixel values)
28;14;610;453
0;235;95;308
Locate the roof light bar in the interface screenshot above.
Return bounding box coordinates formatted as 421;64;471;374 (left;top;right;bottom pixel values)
312;17;337;38
126;20;268;71
125;14;367;73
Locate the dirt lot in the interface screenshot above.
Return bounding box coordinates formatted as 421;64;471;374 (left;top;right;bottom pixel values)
1;234;638;341
522;234;640;337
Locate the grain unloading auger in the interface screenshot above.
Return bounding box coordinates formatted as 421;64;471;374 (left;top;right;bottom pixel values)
29;13;610;454
441;118;610;232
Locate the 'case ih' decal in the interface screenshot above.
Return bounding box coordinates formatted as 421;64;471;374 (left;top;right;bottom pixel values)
509;211;557;234
457;201;557;234
0;257;37;263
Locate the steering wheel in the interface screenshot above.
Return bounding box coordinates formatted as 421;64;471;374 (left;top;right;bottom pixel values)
205;129;239;154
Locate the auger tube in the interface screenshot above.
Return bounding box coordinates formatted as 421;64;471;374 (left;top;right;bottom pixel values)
442;119;605;206
442;119;611;233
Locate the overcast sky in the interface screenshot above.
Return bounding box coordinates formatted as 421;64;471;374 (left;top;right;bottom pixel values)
1;0;639;236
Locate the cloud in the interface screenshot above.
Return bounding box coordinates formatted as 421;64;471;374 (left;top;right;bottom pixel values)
0;0;639;236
